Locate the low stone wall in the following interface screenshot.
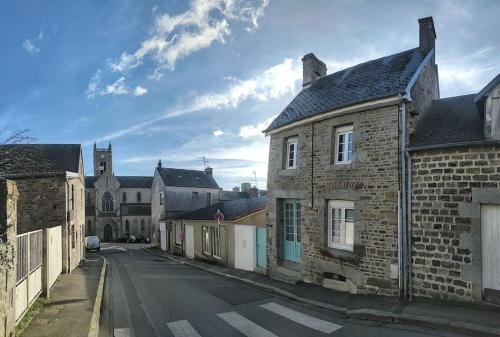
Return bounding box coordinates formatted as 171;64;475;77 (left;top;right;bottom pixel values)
410;145;500;301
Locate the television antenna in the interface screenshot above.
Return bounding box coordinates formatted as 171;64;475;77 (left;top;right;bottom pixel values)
197;156;209;169
252;170;258;188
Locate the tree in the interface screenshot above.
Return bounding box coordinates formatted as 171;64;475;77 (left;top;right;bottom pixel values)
0;127;37;144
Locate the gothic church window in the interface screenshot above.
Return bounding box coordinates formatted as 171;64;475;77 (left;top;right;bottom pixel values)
137;191;142;202
102;191;113;211
122;192;127;203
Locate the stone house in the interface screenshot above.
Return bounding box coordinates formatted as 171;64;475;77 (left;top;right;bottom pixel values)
264;17;439;296
409;74;500;304
151;160;221;243
168;196;267;273
0;144;85;274
85;143;153;242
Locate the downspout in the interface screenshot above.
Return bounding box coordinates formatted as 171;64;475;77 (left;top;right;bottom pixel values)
310;122;315;209
406;151;413;300
398;94;408;299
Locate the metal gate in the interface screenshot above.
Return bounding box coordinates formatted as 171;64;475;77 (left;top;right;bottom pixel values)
15;229;43;321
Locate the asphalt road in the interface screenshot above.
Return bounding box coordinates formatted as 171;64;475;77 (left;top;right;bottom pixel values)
96;243;464;337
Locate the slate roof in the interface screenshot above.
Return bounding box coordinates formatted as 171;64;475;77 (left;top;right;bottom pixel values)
265;48;428;132
0;144;81;179
411;94;485;147
85;176;153;188
120;203;151;216
157;168;219;189
173;196;267;221
116;176;153;188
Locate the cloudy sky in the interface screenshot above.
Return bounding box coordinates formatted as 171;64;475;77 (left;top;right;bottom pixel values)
1;0;499;189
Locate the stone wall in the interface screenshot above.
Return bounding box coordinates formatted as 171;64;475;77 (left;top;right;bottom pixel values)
410;145;500;301
266;104;402;295
0;180;18;337
15;177;66;234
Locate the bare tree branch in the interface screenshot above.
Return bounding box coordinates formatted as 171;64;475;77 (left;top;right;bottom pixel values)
0;127;38;144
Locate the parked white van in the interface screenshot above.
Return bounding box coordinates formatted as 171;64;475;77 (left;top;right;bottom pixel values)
85;236;100;252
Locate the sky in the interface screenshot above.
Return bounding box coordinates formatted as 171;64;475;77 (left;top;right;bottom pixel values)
1;0;499;190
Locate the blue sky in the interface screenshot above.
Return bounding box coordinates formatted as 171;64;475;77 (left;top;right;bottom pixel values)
1;0;499;189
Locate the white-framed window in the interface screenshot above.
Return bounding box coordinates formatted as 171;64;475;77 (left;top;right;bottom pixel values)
286;137;298;169
328;200;354;251
202;226;210;255
335;125;353;164
175;223;182;245
159;191;165;205
211;227;221;259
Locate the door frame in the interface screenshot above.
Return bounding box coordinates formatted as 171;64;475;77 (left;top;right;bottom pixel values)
282;199;301;263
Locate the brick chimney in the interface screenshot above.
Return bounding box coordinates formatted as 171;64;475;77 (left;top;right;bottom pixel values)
302;53;327;88
205;167;213;176
418;17;436;53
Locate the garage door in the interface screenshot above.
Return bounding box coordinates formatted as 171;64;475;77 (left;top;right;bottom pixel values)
481;204;500;304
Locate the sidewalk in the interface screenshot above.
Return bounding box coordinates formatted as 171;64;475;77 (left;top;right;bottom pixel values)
145;247;500;337
21;256;105;337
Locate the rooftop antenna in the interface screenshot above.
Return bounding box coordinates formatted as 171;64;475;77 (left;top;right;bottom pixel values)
197;156;209;169
252;169;258;188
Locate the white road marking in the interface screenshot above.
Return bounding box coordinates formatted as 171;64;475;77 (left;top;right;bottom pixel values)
218;311;278;337
167;320;202;337
260;302;342;334
100;246;127;252
114;328;131;337
142;274;216;280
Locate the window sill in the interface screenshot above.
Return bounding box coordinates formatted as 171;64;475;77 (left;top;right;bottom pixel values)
329;162;355;170
278;168;298;176
320;247;360;264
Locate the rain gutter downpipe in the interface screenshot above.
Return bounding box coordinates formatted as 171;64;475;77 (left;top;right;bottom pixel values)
398;93;410;299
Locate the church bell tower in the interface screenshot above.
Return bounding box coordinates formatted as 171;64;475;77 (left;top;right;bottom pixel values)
93;142;113;176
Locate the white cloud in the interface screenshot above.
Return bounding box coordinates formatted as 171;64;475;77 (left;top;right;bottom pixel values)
134;86;148;96
109;0;269;77
104;77;129;95
38;31;44;41
85;57;301;144
239;114;277;138
22;39;40;54
213;130;225;137
86;72;136;98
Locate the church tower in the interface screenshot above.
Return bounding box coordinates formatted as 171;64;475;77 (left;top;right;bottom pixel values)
93;142;113;176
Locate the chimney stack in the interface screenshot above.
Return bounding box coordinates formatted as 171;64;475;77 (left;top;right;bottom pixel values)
418;17;436;53
157;159;162;169
205;167;213;176
302;53;327;88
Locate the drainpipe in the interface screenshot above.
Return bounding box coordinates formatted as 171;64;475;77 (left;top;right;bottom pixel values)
406;151;413;300
399;94;408;299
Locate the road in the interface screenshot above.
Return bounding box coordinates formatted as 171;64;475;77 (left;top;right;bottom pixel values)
96;243;463;337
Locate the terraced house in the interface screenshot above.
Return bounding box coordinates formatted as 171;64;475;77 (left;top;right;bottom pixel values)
264;17;439;297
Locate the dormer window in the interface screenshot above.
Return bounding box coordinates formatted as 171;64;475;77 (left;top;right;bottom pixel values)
286;137;298;169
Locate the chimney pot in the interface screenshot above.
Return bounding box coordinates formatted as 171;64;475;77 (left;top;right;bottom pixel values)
418;16;436;53
205;167;213;176
302;53;327;87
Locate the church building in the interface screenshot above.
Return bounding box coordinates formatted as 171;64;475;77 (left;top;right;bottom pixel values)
85;143;153;242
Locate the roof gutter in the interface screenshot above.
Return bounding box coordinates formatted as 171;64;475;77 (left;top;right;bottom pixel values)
265;95;402;136
408;139;500;152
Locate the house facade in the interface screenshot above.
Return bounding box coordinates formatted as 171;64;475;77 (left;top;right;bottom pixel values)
167;196;267;273
85;143;153;242
409;75;500;304
264;17;439;296
151;160;221;243
0;144;86;274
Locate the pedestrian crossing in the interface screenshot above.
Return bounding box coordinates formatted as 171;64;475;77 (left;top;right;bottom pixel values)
167;301;343;337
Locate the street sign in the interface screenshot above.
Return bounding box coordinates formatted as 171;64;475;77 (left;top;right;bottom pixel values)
214;209;224;224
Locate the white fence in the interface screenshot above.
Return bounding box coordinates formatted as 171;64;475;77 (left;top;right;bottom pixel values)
15;229;43;321
46;226;62;290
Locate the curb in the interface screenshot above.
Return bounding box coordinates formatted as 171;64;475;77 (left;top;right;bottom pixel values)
143;248;500;337
88;255;107;337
